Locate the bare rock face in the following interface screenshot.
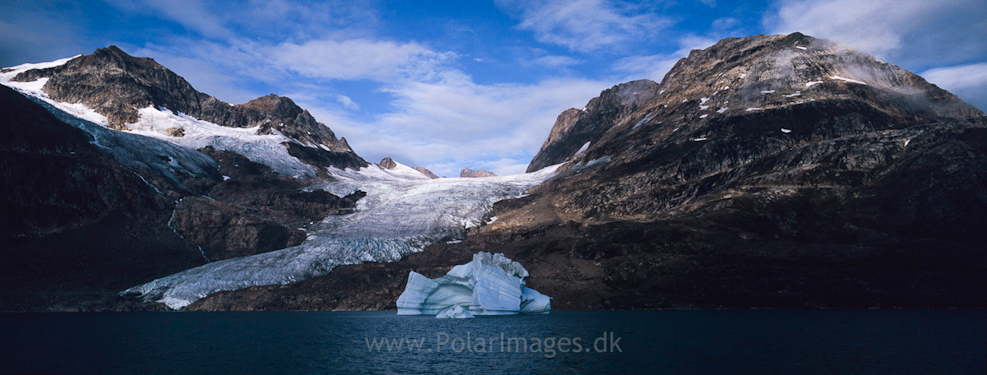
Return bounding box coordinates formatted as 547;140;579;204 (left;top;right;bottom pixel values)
170;197;305;261
460;168;497;178
527;79;660;172
378;157;398;169
415;167;440;179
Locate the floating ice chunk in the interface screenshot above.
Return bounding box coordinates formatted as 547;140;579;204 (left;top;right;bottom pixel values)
830;76;867;85
806;81;823;88
397;252;550;316
436;304;474;319
781;128;792;133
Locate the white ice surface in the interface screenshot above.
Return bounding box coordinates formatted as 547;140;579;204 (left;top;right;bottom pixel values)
129;107;316;177
573;141;591;157
125;165;561;309
806;81;824;88
436;304;474;318
397;252;550;316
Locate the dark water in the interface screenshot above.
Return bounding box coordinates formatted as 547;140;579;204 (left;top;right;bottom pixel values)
1;310;984;374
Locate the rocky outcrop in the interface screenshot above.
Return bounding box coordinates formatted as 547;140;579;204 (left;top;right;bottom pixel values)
378;157;398;169
460;168;497;178
415;167;440;179
10;46;367;170
527;79;659;172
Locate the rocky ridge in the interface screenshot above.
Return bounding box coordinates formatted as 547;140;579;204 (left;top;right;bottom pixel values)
10;46;367;171
460;168;497;178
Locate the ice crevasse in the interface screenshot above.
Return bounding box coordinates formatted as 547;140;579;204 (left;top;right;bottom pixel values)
397;252;551;316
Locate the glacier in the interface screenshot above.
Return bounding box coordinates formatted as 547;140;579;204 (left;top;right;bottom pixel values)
397;252;551;316
123;163;560;309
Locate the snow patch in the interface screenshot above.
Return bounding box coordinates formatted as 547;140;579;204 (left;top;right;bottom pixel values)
573;141;591;157
746;108;763;112
829;76;867;85
632;113;658;130
781;128;792;133
700;114;708;119
717;107;729;113
692;137;708;142
806;81;823;88
783;91;802;98
761;90;775;94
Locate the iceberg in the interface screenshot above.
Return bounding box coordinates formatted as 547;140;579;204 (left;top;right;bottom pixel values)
397;252;551;316
436;304;474;319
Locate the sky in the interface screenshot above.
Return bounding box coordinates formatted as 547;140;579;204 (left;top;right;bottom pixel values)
2;0;985;177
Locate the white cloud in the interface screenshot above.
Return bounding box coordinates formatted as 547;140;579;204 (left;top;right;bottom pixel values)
612;36;717;83
765;0;987;68
496;0;673;52
311;72;609;177
532;55;582;68
268;39;456;81
921;63;987;111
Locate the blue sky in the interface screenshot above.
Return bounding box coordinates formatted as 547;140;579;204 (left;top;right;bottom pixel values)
2;0;985;176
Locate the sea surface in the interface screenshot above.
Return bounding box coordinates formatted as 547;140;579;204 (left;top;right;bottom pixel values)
1;310;984;374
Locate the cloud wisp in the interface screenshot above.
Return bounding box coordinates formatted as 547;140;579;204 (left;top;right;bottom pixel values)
496;0;673;53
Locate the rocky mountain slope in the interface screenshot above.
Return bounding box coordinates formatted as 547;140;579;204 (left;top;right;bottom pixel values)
0;48;369;311
188;32;987;311
8;46;367;174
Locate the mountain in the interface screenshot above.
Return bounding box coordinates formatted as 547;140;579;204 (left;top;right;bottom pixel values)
378;157;439;179
460;168;497;178
0;47;369;311
6;46;367;176
187;32;986;311
415;167;440;179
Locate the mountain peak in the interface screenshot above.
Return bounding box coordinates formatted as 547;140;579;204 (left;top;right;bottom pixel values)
460;168;496;178
379;157;398;169
8;46;368;173
528;32;984;172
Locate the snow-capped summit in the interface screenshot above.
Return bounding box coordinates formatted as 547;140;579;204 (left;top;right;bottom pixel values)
1;46;367;177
